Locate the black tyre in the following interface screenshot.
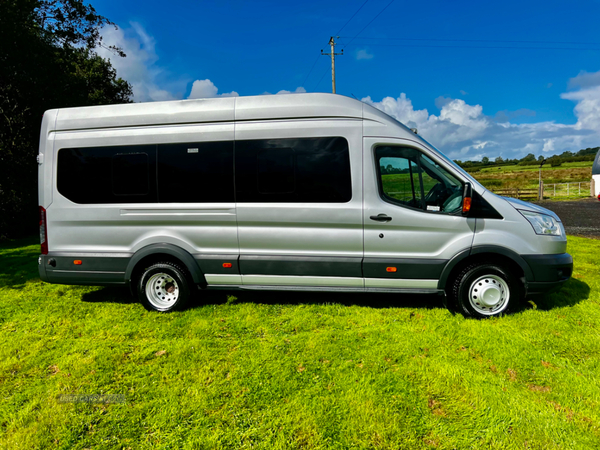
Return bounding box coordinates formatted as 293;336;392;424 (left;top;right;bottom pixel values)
450;263;522;318
137;262;191;312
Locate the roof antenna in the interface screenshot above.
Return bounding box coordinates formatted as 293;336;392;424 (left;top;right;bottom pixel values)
351;93;358;99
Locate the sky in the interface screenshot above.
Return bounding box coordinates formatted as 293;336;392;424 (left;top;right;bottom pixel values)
92;0;600;162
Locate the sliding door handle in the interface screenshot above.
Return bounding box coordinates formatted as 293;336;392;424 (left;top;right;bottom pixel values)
369;214;392;222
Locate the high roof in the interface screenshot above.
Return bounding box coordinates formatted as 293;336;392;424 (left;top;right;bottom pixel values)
50;93;371;132
593;149;600;175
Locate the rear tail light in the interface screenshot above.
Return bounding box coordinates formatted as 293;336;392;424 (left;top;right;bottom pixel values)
39;206;48;255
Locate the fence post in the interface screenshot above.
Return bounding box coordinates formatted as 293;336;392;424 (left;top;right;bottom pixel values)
567;183;569;196
592;178;596;197
554;184;556;196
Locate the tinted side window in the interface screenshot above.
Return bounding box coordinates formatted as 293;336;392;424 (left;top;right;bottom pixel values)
235;137;352;203
157;141;234;202
113;153;149;196
57;145;157;204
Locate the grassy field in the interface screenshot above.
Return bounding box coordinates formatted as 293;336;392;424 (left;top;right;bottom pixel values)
1;236;599;449
468;161;594;199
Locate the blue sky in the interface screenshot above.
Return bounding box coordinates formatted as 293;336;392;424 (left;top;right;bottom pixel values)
93;0;600;161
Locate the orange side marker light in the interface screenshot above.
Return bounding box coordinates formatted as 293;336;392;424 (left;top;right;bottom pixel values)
462;196;472;214
386;267;397;273
74;260;82;265
222;263;232;268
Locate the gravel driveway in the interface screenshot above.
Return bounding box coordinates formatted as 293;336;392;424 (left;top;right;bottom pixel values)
534;197;600;239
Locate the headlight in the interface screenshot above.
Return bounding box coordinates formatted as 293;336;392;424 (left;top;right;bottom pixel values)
519;210;562;236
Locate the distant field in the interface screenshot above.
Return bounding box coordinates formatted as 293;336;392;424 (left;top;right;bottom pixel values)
1;236;599;449
467;161;594;198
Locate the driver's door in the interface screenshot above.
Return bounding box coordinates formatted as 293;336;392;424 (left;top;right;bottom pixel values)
362;138;476;289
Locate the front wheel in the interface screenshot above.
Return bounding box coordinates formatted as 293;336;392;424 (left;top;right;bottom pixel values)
450;263;522;318
138;262;191;312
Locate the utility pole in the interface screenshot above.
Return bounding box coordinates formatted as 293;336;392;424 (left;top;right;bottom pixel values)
321;37;343;93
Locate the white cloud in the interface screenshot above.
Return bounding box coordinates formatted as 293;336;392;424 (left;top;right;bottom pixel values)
276;87;307;95
561;85;600;131
97;22;184;102
99;23;239;102
188;79;239;99
362;85;599;161
356;49;374;60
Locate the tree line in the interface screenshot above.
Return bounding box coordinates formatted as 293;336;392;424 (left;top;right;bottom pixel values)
0;0;132;240
454;147;598;172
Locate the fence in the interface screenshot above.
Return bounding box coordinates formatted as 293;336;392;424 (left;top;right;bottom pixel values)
543;181;591;199
492;181;592;200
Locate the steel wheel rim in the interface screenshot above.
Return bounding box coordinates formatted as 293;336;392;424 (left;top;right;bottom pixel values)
145;272;179;309
468;274;509;315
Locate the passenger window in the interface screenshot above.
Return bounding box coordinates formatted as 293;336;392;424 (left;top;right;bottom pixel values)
376;146;463;213
157;141;234;203
257;148;295;194
57;145;157;204
112;153;149;196
236;137;352;203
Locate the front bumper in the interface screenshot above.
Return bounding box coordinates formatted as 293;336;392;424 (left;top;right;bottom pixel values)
522;253;573;295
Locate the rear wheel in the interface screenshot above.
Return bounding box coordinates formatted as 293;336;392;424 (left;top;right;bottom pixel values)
450;263;522;318
138;262;191;312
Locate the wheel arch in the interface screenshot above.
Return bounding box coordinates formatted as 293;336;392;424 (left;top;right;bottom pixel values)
438;245;533;290
125;243;206;288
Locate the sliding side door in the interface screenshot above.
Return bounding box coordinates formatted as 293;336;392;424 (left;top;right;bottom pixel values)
235;119;364;288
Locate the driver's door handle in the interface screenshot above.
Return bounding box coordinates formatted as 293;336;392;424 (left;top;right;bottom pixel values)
370;214;392;222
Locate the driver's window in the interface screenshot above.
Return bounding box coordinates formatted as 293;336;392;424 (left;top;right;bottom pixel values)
376;146;463;214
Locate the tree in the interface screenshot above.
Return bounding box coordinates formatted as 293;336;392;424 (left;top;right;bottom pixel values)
522;153;536;162
0;0;132;239
495;156;504;164
481;156;490;165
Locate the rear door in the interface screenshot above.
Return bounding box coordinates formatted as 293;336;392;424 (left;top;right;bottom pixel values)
362;138;476;290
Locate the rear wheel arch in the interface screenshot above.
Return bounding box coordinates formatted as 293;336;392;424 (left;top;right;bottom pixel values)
125;244;206;289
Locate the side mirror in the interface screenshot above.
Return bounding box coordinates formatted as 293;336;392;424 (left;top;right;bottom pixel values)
462;183;472;216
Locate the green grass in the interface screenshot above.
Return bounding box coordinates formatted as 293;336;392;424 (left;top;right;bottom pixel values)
1;237;599;449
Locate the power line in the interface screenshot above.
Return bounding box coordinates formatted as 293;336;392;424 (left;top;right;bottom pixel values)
342;0;395;49
314;0;395;91
339;36;600;46
314;66;330;91
302;54;322;88
305;0;369;90
336;0;370;35
340;42;600;51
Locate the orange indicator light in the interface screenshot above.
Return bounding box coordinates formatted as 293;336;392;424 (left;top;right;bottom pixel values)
74;260;82;265
462;197;472;214
386;267;397;272
222;263;232;268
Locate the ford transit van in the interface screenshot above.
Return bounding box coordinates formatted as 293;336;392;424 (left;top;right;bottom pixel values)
37;93;572;318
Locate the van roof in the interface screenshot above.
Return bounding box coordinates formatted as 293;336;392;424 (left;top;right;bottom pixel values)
49;93;387;131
